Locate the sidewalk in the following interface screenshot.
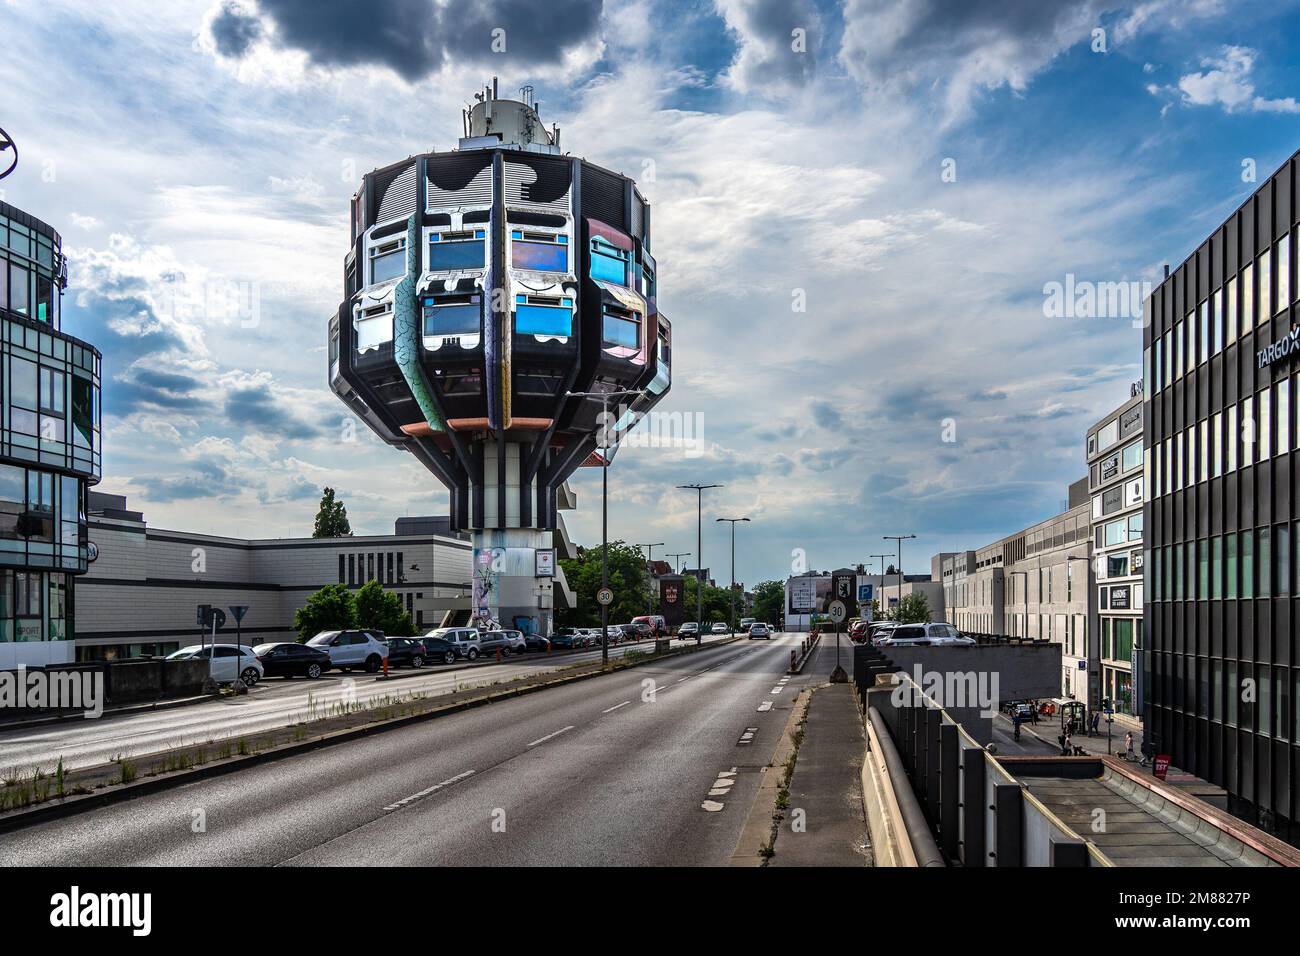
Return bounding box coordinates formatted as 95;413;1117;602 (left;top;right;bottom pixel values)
769;682;871;867
1002;711;1144;759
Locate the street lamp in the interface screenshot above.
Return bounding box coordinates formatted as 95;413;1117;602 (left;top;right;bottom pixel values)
868;553;891;577
716;517;750;634
677;484;722;635
882;534;916;619
635;542;664;616
567;387;647;665
666;552;691;574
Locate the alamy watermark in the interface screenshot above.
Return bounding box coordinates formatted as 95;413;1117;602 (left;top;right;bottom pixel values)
890;664;1000;718
1043;274;1152;327
597;407;705;458
0;666;104;718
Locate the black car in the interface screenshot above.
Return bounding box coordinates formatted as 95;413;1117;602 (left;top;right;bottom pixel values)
417;635;460;665
523;632;552;651
253;642;331;679
385;637;427;668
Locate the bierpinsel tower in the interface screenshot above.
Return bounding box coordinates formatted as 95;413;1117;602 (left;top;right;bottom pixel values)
329;80;671;636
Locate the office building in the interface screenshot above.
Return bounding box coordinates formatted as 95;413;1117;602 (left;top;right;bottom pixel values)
1143;148;1300;840
0;200;101;670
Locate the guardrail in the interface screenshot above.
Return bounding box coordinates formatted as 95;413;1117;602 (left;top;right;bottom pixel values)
865;671;1107;867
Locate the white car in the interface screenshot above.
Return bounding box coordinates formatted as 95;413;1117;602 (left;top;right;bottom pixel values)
166;643;264;686
876;623;975;647
305;629;390;672
748;623;771;639
710;622;729;635
425;626;483;661
499;629;528;654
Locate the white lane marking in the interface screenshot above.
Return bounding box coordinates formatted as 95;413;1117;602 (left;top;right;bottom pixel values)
383;770;475;811
778;677;790;684
770;686;784;694
758;701;773;712
702;800;725;812
676;677;691;683
527;725;575;748
738;727;757;745
602;701;631;714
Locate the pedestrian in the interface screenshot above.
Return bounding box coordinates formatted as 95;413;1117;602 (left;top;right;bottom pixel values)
1030;701;1039;724
1064;730;1073;755
1057;731;1067;755
1090;710;1101;735
1012;713;1022;741
1124;730;1135;761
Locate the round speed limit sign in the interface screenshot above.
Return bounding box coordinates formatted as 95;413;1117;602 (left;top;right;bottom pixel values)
596;587;614;606
829;599;847;624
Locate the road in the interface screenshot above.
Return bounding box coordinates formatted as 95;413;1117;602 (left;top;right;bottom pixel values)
0;630;838;866
0;635;731;775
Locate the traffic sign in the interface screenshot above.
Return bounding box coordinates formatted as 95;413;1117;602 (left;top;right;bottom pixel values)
229;605;249;623
829;599;847;624
596;587;614;606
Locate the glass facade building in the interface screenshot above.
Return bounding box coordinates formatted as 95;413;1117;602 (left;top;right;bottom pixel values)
0;200;101;669
1143;150;1300;842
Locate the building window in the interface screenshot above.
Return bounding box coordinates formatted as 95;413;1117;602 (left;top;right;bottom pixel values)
510;230;567;272
1211;536;1223;600
1277;379;1291;453
1259;250;1272;320
369;236;406;285
429;230;486;271
1258;528;1271;598
7;262;28;314
1226;276;1237;344
1277;524;1291;597
348;554;356;586
9;356;38;436
1277;232;1290;312
339;554;346;583
1242;532;1254;597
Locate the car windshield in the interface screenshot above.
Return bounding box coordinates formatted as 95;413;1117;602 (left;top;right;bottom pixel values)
252;644;279;654
306;631;340;646
165;647;200;660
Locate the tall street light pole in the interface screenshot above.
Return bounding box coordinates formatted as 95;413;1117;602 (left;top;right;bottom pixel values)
677;484;722;632
636;542;664;615
667;552;691;574
869;553;891;577
716;517;750;634
883;534;916;619
568;388;646;666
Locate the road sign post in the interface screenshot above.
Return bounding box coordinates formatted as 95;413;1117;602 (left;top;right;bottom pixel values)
829;599;848;683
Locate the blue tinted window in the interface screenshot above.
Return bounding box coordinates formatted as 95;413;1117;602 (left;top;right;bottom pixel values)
513;240;567;272
602;314;639;350
590;239;627;286
371;249;404;284
423;300;480;336
516;304;571;336
428;239;485;271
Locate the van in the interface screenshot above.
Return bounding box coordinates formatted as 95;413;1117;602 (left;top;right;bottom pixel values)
630;615;667;637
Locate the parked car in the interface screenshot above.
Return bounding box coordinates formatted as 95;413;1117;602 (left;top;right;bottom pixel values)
499;630;528;654
551;628;587;650
748;622;771;640
252;642;330;679
849;620;871;642
166;644;264;685
384;637;428;668
631;614;667;637
624;621;653;641
678;622;700;639
417;634;461;665
305;629;389;673
710;622;729;635
876;623;975;647
523;632;552;652
425;626;483;661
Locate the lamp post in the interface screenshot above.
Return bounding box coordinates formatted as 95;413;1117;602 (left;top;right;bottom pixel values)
635;542;664;616
716;517;750;634
666;552;691;574
677;484;722;635
567;388;646;665
883;534;916;619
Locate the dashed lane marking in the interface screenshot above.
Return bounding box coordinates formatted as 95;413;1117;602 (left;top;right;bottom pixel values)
702;767;739;807
527;725;575;748
737;727;758;745
770;686;784;694
758;701;773;712
383;770;475;812
602;701;631;714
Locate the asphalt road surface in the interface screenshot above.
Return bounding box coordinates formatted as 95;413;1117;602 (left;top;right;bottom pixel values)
0;635;731;775
1;630;839;866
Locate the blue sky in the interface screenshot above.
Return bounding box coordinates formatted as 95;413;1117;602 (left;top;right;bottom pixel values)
2;0;1299;588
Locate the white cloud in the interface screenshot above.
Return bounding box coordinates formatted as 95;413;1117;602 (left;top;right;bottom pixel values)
1163;45;1300;114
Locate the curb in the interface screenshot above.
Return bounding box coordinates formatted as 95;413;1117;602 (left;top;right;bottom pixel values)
0;635;742;835
730;687;811;866
789;633;822;674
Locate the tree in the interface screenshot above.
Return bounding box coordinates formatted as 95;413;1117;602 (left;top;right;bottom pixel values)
355;579;415;636
293;584;357;640
556;540;652;628
893;591;932;624
751;580;784;625
313;487;353;538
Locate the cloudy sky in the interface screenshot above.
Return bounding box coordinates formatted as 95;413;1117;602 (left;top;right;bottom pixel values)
2;0;1299;589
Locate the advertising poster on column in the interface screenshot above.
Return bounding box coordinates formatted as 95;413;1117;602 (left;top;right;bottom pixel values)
660;575;684;627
